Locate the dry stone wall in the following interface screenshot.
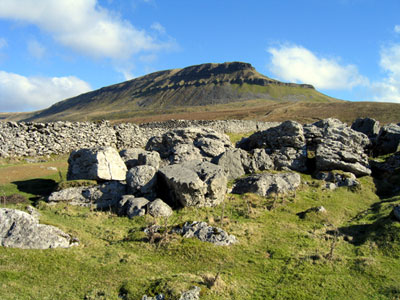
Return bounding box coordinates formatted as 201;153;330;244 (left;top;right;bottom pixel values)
0;119;277;158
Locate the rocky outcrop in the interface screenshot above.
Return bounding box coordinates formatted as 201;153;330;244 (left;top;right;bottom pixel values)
158;160;227;207
146;127;232;163
212;148;252;180
0;208;78;249
67;147;127;181
120;148;161;170
232;172;301;197
304;118;371;176
351;118;380;140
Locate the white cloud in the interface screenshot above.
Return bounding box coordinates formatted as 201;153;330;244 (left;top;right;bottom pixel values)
27;40;46;59
0;38;7;49
395;25;400;34
0;0;173;60
151;22;166;35
267;44;368;90
0;71;91;112
371;44;400;103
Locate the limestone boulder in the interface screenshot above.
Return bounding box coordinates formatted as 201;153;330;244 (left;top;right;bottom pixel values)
146;127;232;163
158;160;227;207
0;208;78;249
67;147;127;181
212;148;251;180
375;123;400;156
147;199;173;218
304;118;371;176
126;165;157;199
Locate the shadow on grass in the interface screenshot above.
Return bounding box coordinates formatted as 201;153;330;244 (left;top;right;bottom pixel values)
12;178;58;203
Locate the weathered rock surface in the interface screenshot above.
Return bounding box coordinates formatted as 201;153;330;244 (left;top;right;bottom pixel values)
124;197;149;218
269;147;308;173
212;148;251;180
173;221;237;246
146;127;232;163
67;147;127;181
232;172;301;197
375;123;400;156
48;181;126;209
304;118;371;176
158;160;227;207
0;208;78;249
179;286;201;300
126;165;157;199
249;148;274;172
119;148;146;169
147;199;173;218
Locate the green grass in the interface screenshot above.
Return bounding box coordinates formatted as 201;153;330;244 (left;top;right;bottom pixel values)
0;159;400;299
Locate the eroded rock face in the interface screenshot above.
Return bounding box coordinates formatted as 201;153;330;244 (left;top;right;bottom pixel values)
351;118;380;140
146;127;232;163
158;160;227;207
67;147;127;181
0;208;78;249
304;118;371;176
232;172;301;197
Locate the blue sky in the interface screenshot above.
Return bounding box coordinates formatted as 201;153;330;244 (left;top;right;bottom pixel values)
0;0;400;112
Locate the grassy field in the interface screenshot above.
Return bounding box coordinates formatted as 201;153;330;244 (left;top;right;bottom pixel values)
0;152;400;300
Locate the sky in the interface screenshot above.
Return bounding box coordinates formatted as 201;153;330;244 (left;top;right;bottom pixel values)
0;0;400;112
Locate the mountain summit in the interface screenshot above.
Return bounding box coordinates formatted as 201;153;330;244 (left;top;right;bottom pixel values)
25;62;334;122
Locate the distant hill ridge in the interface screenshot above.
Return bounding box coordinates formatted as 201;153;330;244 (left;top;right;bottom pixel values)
23;61;332;122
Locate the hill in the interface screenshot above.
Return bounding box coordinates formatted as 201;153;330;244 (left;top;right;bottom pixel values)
19;62;337;122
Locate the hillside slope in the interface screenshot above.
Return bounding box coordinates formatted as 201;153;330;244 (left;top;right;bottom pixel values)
22;62;337;122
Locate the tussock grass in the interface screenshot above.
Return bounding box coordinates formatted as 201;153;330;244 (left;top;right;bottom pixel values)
0;158;400;299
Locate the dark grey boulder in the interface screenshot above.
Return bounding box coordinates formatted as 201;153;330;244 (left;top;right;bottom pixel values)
126;165;157;199
232;172;301;197
0;208;78;249
173;221;237;246
212;148;251;180
147;199;173;218
67;147;127;181
237;120;305;151
351;118;380;139
304;118;371;176
375;123;400;156
158;160;227;207
270;147;308;173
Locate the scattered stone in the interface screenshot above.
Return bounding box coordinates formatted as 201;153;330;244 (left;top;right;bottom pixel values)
47;166;58;171
0;208;78;249
141;294;164;300
179;286;201;300
232;172;301;197
315;171;360;189
126;165;157;199
158;160;227;207
67;147;127;181
297;206;327;219
173;221;237;246
147;199;173;218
